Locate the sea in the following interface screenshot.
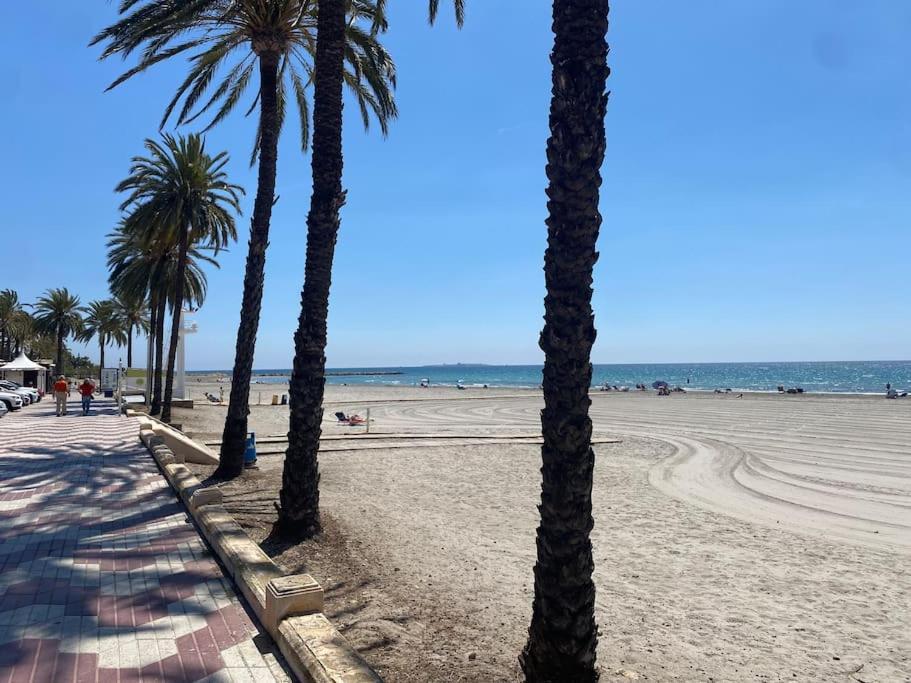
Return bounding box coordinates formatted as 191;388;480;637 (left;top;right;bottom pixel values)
189;361;911;395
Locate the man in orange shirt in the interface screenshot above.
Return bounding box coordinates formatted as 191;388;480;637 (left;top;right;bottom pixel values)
53;375;69;416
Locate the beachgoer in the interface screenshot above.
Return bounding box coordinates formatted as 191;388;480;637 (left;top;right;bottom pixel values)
78;378;95;415
53;376;68;416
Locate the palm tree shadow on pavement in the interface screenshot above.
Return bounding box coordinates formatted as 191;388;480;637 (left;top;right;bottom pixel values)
0;409;286;680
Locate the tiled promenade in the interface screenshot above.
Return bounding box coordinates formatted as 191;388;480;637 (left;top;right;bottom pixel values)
0;396;286;682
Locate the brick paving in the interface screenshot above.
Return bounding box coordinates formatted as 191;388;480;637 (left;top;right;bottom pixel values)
0;396;288;682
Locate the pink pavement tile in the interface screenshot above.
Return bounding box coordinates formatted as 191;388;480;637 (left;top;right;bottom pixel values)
52;652;78;683
74;654;97;683
0;401;283;682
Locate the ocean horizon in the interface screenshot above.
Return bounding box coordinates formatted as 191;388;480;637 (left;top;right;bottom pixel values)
187;360;911;395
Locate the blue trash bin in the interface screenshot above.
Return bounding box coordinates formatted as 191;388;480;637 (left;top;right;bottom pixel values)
244;432;257;468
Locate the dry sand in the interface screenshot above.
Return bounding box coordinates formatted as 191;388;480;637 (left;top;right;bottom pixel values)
177;385;911;682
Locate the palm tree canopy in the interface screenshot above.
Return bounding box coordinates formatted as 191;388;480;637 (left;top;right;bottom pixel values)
0;289;21;325
7;310;36;350
33;288;84;340
92;0;397;162
114;295;151;336
107;222;220;312
80;300;129;348
116;133;242;257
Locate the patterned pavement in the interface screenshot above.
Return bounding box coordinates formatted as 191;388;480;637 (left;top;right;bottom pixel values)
0;396;287;682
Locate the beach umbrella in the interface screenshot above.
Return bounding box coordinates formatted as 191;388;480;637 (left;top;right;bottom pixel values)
652;380;669;389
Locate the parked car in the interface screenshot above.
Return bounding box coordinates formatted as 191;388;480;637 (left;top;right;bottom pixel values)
0;380;39;404
0;390;23;411
0;400;8;418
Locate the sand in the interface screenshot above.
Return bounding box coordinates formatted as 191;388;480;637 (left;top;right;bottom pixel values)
177;385;911;682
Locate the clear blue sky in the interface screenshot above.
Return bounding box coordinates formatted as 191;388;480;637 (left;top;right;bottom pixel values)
2;1;909;369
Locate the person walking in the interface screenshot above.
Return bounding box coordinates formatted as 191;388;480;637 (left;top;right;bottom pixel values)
78;378;95;415
53;375;69;416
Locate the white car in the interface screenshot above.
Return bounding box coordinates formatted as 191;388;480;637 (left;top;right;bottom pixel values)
0;380;39;404
0;390;23;411
0;400;7;417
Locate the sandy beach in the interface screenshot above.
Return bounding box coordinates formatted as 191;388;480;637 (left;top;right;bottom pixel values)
176;384;911;682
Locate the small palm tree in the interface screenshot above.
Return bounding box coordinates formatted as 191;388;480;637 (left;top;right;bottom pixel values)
0;289;22;361
520;2;609;681
7;310;36;357
33;288;84;377
81;300;128;381
276;0;464;537
114;295;151;369
116;134;242;422
93;0;397;477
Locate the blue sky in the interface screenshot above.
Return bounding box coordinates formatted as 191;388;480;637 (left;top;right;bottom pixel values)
2;1;909;369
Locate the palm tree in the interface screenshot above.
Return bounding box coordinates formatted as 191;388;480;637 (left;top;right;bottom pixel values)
0;289;22;361
7;310;36;357
80;300;128;381
520;2;609;681
93;0;397;478
274;0;463;537
116;134;242;423
114;295;150;368
109;222;219;415
33;288;84;377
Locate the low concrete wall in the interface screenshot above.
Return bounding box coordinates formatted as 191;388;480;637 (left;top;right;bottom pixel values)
133;414;380;683
127;409;219;466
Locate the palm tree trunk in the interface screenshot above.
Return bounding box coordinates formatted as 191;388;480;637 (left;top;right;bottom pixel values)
127;324;133;368
151;276;168;415
521;2;609;681
99;339;105;383
147;296;157;409
275;0;348;540
216;52;282;479
57;324;65;377
149;258;167;414
162;226;190;423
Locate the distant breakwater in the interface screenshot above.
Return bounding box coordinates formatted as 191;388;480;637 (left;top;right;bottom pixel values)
325;371;403;377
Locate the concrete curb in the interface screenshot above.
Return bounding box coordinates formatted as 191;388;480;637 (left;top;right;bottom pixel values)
128;409;382;683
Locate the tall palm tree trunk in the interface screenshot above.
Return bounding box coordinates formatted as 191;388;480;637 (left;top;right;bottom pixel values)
162;226;190;423
57;325;65;377
521;2;609;681
216;53;281;479
276;0;347;540
149;258;167;414
147;295;157;408
99;339;105;382
127;324;133;368
151;291;168;415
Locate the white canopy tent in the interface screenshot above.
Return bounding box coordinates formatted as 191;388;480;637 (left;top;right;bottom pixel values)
0;352;48;390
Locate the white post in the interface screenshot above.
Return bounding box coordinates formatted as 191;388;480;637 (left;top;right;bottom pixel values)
145;319;153;408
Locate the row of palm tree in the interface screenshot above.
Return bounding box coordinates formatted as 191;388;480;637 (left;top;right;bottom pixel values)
92;0;608;680
0;287;150;381
92;0;396;474
102;134;242;421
